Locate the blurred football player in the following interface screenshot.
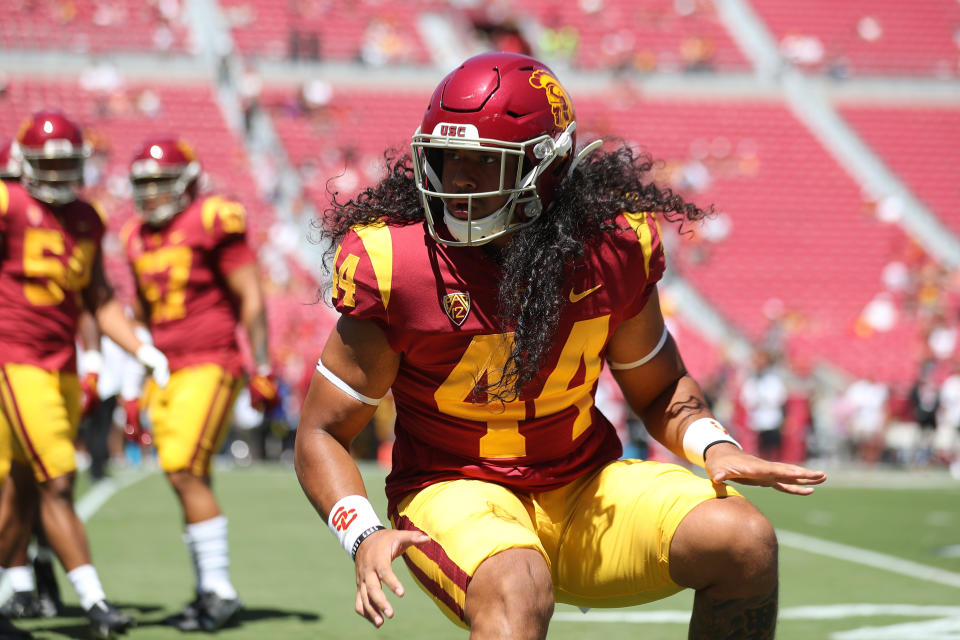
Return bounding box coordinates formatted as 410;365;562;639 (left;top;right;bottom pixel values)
0;111;171;640
122;137;278;631
295;53;826;639
0;140;20;181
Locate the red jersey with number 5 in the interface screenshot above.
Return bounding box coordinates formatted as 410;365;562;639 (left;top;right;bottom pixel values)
0;181;104;372
122;195;255;375
330;213;665;510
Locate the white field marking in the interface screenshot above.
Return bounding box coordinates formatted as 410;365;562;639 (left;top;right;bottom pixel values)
777;529;960;589
76;467;154;522
553;604;960;624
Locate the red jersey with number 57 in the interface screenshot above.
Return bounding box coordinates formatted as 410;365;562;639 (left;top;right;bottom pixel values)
122;195;255;376
0;180;104;372
330;213;665;510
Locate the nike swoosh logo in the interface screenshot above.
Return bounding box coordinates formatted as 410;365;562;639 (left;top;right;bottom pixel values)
569;284;603;303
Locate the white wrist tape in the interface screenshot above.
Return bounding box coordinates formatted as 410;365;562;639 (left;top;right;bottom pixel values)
682;417;741;467
316;359;382;406
608;327;669;370
327;495;385;560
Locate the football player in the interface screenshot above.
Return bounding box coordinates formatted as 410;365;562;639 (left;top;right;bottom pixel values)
0;135;61;630
0;111;170;640
122;137;278;632
295;52;826;639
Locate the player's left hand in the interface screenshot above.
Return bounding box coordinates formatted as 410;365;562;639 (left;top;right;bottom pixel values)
136;344;170;388
78;349;103;416
354;528;430;627
704;443;826;495
249;367;280;412
80;372;100;416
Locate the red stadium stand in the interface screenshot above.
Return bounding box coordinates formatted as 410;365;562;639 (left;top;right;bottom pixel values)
263;86;425;208
749;0;960;77
220;0;436;64
515;0;749;71
0;0;191;54
574;94;928;384
839;104;960;239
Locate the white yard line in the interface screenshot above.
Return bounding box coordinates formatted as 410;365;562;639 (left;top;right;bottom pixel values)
75;467;154;522
553;604;960;624
777;529;960;589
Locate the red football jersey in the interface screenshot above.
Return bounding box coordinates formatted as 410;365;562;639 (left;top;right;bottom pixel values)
0;181;105;371
122;195;255;375
331;213;666;510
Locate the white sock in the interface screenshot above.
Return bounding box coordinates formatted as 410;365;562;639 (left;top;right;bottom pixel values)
185;516;237;600
7;566;35;593
66;564;106;611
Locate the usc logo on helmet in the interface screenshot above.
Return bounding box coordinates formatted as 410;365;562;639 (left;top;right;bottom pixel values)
528;70;573;130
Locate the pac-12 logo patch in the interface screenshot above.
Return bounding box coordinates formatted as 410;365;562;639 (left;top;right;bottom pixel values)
442;292;471;326
331;506;357;532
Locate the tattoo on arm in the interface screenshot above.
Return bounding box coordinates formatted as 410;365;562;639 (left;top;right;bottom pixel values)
666;395;709;423
688;585;778;640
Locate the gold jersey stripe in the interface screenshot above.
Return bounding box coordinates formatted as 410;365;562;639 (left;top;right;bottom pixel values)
202;195;225;233
624;211;659;278
354;222;393;310
0;181;8;215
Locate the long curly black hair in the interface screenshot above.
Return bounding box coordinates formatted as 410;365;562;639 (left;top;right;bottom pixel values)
318;142;711;402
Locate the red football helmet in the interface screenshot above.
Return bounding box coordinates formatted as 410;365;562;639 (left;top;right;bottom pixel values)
411;52;577;246
0;140;21;180
129;137;201;225
14;110;89;205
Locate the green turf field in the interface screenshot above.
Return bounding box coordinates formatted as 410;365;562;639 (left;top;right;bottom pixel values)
10;461;960;639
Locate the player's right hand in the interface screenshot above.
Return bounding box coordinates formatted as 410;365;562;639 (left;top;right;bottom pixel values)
353;528;430;627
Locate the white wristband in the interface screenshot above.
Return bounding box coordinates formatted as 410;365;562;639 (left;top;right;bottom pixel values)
682;417;741;467
327;495;385;560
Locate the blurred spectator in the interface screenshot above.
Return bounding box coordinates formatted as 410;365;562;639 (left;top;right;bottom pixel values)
780;34;824;66
136;89;163;118
289;30;321;62
538;25;579;64
908;364;940;465
739;350;787;460
936;363;960;476
841;377;889;464
359;16;415;67
680;35;715;71
468;10;532;56
239;63;263;135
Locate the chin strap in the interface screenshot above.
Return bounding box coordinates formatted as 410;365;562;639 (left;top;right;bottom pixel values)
568;139;603;177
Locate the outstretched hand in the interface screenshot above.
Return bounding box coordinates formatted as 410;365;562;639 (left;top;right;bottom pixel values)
704;443;826;495
353;528;431;627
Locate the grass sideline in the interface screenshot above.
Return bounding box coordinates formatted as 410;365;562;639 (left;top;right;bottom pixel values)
9;461;960;639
